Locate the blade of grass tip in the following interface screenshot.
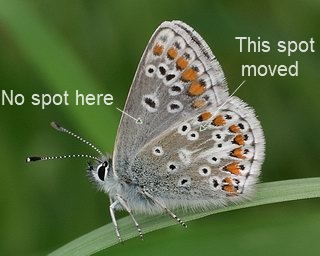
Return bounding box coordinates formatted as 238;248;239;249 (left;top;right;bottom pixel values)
0;0;117;143
49;178;320;256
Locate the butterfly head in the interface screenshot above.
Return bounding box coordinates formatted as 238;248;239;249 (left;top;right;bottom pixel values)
87;155;113;190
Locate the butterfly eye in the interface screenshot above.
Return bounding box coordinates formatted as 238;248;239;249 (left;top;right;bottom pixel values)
96;161;108;181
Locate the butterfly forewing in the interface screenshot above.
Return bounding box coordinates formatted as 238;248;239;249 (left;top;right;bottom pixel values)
113;21;229;177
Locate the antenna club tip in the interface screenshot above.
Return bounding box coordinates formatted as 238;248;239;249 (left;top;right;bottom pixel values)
50;121;63;131
26;156;42;163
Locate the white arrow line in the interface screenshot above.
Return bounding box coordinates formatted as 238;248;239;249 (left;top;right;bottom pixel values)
116;107;143;124
200;80;246;131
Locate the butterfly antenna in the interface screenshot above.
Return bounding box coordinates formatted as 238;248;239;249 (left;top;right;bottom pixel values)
50;121;104;156
26;154;99;163
26;121;103;163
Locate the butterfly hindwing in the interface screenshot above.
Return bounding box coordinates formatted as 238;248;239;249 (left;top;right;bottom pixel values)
113;21;229;176
129;96;264;210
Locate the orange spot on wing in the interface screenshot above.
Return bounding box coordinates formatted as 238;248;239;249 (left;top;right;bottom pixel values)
192;99;206;109
181;68;197;81
223;177;233;184
167;47;178;59
176;56;188;70
231;147;246;159
153;44;163;56
224;162;241;175
229;124;240;133
212;115;226;126
188;81;205;96
234;134;245;146
222;177;237;193
198;111;212;122
223;185;237;193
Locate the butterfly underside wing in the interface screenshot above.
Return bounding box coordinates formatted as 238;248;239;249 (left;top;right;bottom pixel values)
25;20;265;242
113;20;265;213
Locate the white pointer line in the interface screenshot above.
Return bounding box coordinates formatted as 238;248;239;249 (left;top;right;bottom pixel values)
116;107;143;124
200;80;246;131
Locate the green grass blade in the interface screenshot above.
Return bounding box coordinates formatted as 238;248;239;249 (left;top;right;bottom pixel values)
49;177;320;256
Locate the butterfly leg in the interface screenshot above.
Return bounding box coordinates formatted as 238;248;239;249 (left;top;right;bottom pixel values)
109;198;122;242
116;194;144;240
141;190;187;228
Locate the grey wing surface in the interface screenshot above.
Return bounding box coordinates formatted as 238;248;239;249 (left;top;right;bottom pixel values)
113;20;228;178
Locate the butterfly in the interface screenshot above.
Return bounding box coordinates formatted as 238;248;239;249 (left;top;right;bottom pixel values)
27;20;265;241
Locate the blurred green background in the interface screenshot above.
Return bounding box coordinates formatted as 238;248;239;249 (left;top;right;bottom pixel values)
0;0;319;255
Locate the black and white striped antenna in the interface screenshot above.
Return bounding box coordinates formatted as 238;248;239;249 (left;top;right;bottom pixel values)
26;121;103;163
